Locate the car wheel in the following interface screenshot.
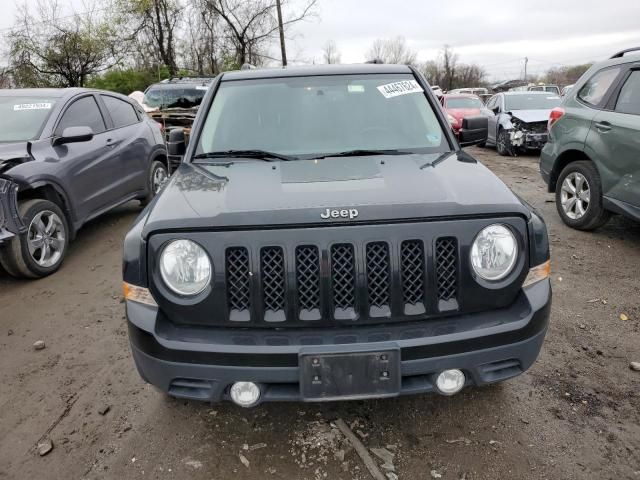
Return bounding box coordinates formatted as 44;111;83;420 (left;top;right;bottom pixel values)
0;199;69;278
496;129;510;156
141;160;169;206
555;161;611;230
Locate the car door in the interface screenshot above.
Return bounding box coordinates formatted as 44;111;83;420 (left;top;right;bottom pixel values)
486;95;501;144
51;94;122;222
98;94;148;195
588;67;640;207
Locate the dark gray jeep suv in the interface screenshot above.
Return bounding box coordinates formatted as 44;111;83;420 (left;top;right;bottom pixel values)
123;65;551;406
0;88;168;278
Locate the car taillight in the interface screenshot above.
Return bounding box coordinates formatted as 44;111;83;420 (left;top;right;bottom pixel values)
548;107;565;130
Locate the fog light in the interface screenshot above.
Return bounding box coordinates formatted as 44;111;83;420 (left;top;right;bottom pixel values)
230;382;261;407
435;369;466;395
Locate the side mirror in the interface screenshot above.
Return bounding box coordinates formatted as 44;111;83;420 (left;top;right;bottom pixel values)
458;116;488;147
53;126;94;146
492;106;500;114
167;128;187;156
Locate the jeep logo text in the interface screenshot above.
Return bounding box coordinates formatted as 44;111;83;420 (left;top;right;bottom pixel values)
320;208;359;220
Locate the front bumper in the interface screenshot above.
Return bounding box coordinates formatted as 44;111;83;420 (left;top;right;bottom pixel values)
127;280;551;404
511;131;548;150
0;178;24;244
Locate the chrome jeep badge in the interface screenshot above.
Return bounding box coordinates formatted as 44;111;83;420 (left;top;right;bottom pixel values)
320;208;359;220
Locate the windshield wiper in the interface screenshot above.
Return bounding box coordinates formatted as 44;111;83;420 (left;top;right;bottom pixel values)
193;150;296;162
307;149;413;160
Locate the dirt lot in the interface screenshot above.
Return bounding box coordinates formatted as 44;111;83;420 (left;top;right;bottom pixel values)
1;147;639;480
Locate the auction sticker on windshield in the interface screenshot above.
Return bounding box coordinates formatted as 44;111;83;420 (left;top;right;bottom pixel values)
377;80;424;99
13;103;52;111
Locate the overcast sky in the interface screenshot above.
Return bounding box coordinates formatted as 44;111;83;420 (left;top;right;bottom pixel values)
2;0;640;80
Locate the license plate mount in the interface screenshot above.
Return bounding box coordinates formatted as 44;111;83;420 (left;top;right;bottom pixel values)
299;348;400;401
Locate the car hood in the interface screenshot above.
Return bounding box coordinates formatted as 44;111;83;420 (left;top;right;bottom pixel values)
141;152;530;236
447;108;482;119
509;109;552;123
0;142;30;173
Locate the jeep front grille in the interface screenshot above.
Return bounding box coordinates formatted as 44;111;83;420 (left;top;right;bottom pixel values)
226;247;251;321
223;237;460;325
260;247;286;321
435;237;459;310
401;240;425;315
331;244;357;318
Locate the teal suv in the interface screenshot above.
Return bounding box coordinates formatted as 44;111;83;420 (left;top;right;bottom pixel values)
540;47;640;230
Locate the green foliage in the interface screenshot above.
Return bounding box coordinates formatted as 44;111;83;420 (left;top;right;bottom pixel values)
87;67;171;94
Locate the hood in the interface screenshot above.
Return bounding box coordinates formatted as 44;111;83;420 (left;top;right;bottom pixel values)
142;152;530;236
509;109;552;123
447;108;481;120
0;142;31;173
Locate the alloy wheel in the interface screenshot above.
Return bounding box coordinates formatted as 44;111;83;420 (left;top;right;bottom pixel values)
27;210;66;268
153;165;168;194
560;172;591;220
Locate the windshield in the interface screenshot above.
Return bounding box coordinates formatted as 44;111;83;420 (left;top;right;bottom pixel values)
196;74;449;159
505;94;561;110
0;97;57;143
143;86;207;109
446;97;483;109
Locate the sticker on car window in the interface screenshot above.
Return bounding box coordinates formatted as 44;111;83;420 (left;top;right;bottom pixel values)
195;86;209;90
377;80;424;99
348;85;365;93
13;103;53;111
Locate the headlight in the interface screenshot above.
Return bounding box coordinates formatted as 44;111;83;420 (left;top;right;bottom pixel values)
160;239;211;295
470;224;518;281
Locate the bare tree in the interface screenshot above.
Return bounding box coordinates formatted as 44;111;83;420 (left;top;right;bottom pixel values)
322;40;341;64
366;36;416;65
419;46;486;90
205;0;316;68
7;0;125;87
117;0;182;76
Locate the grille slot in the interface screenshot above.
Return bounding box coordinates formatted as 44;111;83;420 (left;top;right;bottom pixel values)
295;246;321;321
366;242;391;317
226;247;251;321
331;244;356;319
436;237;458;310
401;240;426;315
261;247;285;322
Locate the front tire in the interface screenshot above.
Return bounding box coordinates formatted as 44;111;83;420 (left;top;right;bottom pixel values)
496;129;511;156
555;161;611;230
141;160;168;206
0;199;69;278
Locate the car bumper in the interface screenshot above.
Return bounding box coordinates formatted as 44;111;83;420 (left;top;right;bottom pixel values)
127;280;551;404
523;133;548;150
0;178;23;245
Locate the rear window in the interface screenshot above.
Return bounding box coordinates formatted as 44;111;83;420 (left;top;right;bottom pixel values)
102;95;139;128
578;67;621;106
143;86;207;109
615;70;640;115
0;97;57;142
505;94;561;111
196;74;449;158
446;97;483;109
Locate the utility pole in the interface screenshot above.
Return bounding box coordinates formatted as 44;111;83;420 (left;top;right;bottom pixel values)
275;0;287;67
524;57;528;83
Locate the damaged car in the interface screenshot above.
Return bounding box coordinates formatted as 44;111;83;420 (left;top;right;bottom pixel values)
0;88;167;278
485;91;562;156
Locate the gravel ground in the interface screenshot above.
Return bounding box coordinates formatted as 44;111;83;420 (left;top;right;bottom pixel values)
0;147;639;480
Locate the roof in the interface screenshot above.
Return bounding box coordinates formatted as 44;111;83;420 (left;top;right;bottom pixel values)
0;87;89;98
443;93;480;99
221;63;413;81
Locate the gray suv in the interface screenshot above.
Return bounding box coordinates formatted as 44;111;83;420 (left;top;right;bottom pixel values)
0;88;167;277
540;47;640;230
